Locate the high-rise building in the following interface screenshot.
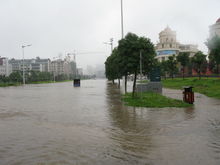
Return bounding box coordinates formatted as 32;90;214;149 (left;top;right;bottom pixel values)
155;26;198;62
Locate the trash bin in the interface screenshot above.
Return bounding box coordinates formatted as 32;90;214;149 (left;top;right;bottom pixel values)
183;86;194;104
73;79;80;87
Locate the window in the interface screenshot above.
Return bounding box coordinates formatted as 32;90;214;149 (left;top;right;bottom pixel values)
170;44;172;48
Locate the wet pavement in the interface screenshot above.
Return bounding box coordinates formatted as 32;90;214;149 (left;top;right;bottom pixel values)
0;79;220;165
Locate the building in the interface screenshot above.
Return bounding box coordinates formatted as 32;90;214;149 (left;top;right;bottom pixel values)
209;18;220;38
0;57;12;76
77;68;83;76
51;57;77;77
51;59;65;75
155;26;198;62
35;57;51;72
9;58;51;72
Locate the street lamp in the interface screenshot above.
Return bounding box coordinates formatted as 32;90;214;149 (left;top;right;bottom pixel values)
22;44;32;85
103;38;113;52
121;0;124;39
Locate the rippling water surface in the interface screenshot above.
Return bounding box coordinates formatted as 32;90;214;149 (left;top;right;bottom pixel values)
0;80;220;165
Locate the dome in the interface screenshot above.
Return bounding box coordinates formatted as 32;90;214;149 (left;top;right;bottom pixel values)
164;26;172;32
216;18;220;23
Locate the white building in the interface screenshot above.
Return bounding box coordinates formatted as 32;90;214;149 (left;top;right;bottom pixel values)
155;26;198;62
51;57;77;77
209;18;220;38
51;59;65;75
0;57;12;76
9;58;51;72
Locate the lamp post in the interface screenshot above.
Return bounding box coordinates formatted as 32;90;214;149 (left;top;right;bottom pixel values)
103;38;113;52
121;0;124;39
22;44;32;85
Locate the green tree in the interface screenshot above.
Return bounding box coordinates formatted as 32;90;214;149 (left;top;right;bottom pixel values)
191;51;207;80
105;50;119;84
118;32;156;96
207;36;220;74
167;55;178;79
9;71;22;82
177;52;190;79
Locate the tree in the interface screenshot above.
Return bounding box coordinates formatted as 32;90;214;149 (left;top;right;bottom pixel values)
118;32;156;96
191;51;207;79
206;35;220;74
167;55;178;79
105;50;119;84
9;71;22;82
177;52;190;79
160;60;169;79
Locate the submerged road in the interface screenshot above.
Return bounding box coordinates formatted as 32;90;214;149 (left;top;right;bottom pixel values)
0;79;220;165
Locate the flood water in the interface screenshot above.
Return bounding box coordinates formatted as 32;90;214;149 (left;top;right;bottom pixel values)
0;79;220;165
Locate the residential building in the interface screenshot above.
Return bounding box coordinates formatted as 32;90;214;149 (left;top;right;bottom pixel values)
9;58;51;72
209;18;220;38
51;59;65;75
155;26;198;62
0;57;12;76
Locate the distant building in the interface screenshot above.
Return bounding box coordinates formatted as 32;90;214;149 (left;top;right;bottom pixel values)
0;57;12;76
155;26;198;62
209;18;220;38
9;58;51;72
51;57;77;77
77;68;83;76
51;59;65;75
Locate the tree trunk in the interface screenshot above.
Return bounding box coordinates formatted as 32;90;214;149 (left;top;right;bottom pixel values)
112;79;115;84
125;75;127;93
132;71;137;98
182;66;185;80
118;78;120;88
199;67;201;80
217;64;220;78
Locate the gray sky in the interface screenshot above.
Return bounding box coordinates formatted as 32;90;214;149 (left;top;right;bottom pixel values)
0;0;219;70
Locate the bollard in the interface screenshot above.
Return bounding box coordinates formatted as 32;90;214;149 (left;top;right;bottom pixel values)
183;86;194;104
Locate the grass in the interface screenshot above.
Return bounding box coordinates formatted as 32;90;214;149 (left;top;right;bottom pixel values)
0;80;73;87
162;77;220;99
122;92;192;108
0;82;21;87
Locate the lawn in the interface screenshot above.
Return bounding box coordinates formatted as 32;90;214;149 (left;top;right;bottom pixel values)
0;82;21;87
123;92;192;108
162;77;220;99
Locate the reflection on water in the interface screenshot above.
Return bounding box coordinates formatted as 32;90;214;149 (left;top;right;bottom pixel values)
0;80;220;165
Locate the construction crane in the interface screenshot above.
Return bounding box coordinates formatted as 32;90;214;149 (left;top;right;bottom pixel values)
66;51;106;62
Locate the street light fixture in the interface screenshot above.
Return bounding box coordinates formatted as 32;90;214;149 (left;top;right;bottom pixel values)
22;44;32;85
103;38;113;52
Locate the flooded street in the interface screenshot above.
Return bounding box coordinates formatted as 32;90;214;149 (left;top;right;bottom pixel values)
0;79;220;165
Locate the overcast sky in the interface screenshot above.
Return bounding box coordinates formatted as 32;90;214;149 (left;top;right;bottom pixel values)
0;0;219;70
